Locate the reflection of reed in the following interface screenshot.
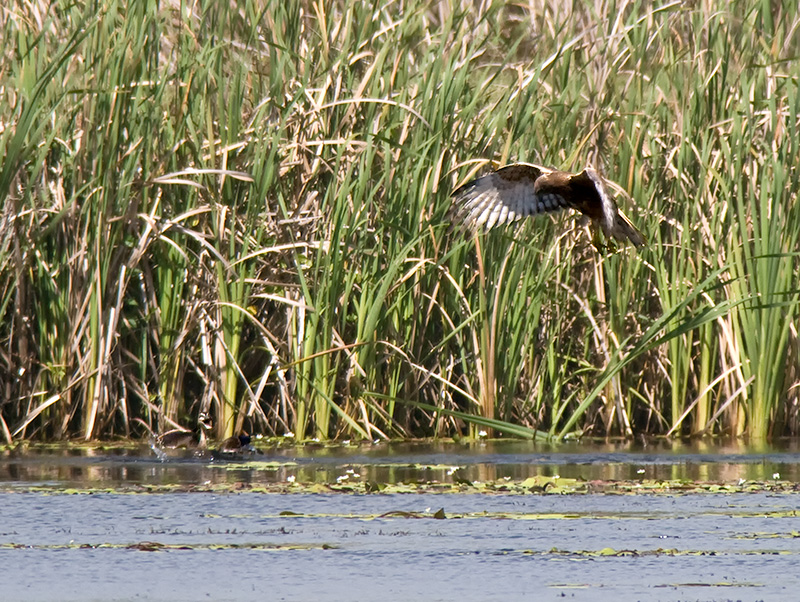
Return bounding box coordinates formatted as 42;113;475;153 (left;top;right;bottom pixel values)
3;440;800;489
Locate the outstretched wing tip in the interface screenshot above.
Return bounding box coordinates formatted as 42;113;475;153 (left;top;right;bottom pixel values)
450;164;572;232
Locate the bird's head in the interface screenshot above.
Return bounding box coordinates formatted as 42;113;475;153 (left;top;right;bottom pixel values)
198;412;214;432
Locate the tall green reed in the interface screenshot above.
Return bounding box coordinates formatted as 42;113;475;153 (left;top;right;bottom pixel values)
1;0;799;442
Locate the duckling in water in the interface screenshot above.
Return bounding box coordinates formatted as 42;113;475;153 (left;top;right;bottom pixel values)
212;434;257;459
154;412;213;450
218;434;253;452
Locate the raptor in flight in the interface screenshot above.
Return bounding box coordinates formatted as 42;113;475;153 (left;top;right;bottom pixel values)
452;163;645;247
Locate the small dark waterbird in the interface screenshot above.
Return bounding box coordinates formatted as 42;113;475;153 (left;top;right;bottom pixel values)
211;434;257;460
218;434;254;453
451;163;646;248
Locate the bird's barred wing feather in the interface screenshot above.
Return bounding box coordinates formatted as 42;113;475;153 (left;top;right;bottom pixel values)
452;163;571;230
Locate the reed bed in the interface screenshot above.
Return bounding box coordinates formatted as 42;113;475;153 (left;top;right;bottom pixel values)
1;0;798;442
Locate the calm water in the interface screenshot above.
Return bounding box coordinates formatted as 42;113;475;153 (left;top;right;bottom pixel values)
2;440;800;601
4;438;800;488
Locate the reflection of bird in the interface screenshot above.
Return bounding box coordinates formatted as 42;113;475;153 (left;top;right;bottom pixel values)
452;163;645;247
155;412;213;449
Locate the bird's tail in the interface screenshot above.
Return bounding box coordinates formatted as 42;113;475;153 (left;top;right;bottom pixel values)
614;209;647;247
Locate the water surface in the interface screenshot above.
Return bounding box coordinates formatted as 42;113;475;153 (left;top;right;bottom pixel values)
4;438;800;488
2;439;799;601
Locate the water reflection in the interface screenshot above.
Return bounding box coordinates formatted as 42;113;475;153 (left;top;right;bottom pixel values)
2;438;800;488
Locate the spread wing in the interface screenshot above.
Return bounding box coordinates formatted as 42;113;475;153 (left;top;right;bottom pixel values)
451;163;572;230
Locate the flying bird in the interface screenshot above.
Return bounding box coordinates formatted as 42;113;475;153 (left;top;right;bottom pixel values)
451;163;645;247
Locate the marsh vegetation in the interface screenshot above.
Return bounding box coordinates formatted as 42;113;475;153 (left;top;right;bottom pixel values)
1;1;799;442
